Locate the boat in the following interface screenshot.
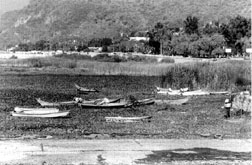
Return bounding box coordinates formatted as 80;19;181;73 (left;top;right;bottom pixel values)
74;83;99;93
155;97;190;105
36;98;76;107
134;98;155;106
105;116;152;123
78;98;122;104
14;107;59;113
157;90;182;95
156;87;189;95
209;91;230;95
11;111;70;118
156;86;189;92
78;101;131;108
182;90;210;96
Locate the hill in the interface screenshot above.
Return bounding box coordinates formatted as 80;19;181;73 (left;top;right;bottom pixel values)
0;0;251;49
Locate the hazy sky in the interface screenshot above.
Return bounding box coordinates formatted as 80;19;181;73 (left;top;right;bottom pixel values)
0;0;30;16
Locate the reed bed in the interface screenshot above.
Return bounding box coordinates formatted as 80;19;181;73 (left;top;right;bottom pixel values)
160;60;251;91
0;57;250;91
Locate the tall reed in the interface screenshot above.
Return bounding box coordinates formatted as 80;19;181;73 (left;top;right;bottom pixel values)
160;60;251;91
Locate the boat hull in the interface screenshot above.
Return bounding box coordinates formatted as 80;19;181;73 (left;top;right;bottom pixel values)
105;116;151;122
36;98;76;107
11;111;70;118
14;107;59;113
78;102;130;108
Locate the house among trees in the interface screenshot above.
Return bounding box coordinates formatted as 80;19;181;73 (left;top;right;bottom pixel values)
129;37;149;42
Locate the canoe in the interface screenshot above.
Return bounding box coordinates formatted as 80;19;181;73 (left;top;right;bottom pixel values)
105;116;152;123
182;90;210;96
157;89;210;96
74;83;98;93
157;90;182;95
80;98;121;104
156;86;172;92
78;101;131;108
155;97;190;105
36;98;76;107
14;107;59;113
11;111;70;118
134;98;155;106
156;86;189;92
209;91;230;95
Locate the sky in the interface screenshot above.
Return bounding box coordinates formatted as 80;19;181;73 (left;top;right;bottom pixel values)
0;0;30;16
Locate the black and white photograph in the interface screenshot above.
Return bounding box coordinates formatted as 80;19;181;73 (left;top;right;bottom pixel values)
0;0;251;164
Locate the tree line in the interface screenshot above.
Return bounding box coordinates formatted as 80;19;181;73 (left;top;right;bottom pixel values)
10;15;251;58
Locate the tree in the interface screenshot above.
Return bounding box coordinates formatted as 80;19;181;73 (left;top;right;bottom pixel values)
212;47;225;57
149;22;172;55
235;36;251;56
189;34;225;58
184;16;199;35
202;22;220;35
220;15;251;54
34;40;49;50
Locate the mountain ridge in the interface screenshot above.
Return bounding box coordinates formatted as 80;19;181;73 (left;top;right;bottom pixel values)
0;0;251;49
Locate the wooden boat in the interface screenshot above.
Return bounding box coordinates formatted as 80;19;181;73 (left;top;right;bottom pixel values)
11;111;70;118
14;107;59;113
182;90;210;96
134;98;155;106
209;91;230;95
74;83;98;93
78;101;130;108
157;90;182;95
156;86;172;92
105;116;151;123
36;98;76;107
156;87;189;95
156;86;189;92
155;97;190;105
80;98;121;104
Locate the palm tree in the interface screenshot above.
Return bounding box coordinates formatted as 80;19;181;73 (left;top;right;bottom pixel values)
151;22;172;55
184;16;199;35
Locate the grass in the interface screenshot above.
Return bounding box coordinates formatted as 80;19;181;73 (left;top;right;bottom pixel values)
0;75;250;139
160;60;251;91
0;56;250;91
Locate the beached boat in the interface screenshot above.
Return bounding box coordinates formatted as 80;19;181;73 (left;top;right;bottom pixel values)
78;101;131;108
134;98;155;106
105;116;152;123
155;97;190;105
156;87;189;95
209;91;230;95
74;83;98;93
14;107;59;113
80;98;121;104
182;90;210;96
36;98;76;107
11;111;70;118
156;86;189;92
157;90;182;95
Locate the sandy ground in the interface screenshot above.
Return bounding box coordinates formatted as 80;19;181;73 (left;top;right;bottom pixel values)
0;139;251;165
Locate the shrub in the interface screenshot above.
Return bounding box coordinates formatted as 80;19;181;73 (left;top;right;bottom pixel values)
160;57;175;63
127;55;158;63
93;54;127;62
27;58;43;68
55;53;92;60
62;60;77;69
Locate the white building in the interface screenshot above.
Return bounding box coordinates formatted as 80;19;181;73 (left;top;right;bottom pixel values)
129;37;149;42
